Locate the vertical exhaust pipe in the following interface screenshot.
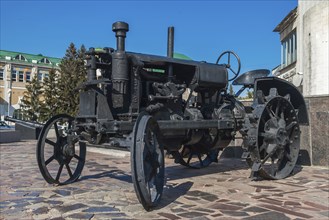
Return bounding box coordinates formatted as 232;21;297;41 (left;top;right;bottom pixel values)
112;21;129;51
167;26;174;58
111;21;129;110
167;26;174;81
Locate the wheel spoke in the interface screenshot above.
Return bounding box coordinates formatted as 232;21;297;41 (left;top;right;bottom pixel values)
144;162;153;182
56;164;64;181
286;121;297;131
261;145;276;165
197;154;203;167
266;106;276;119
228;52;231;64
45;138;56;147
65;164;73;178
181;146;187;157
275;100;281;117
271;158;276;176
74;154;84;162
68;121;72;129
284;152;293;162
45;155;55;165
229;67;237;76
54;123;60;138
187;153;193;164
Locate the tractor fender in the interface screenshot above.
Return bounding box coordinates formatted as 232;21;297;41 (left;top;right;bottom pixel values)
253;77;309;125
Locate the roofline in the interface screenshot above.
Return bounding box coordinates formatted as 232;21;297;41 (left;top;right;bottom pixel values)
0;49;61;60
273;7;298;32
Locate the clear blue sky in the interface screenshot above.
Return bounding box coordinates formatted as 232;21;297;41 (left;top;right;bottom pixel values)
1;0;297;75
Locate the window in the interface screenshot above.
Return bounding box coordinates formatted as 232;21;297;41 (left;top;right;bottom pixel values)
38;73;43;81
11;70;17;81
281;30;297;68
26;72;31;82
0;68;3;80
39;58;51;64
18;71;24;82
15;54;27;61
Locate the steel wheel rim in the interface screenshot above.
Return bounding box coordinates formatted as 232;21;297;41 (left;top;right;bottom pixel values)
131;114;164;210
257;97;300;179
37;114;86;185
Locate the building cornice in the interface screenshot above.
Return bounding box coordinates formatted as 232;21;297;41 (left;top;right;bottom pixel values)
273;7;298;33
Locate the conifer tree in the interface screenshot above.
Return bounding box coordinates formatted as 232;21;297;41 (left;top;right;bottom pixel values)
43;68;59;120
247;90;254;99
57;43;86;116
21;74;45;122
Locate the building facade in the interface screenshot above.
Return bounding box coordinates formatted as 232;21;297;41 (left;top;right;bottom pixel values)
273;0;328;166
0;50;61;117
273;0;329;96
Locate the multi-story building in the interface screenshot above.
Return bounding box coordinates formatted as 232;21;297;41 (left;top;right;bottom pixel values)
273;1;328;96
272;0;328;166
0;50;61;117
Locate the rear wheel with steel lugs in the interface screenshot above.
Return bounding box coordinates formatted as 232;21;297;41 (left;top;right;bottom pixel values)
37;114;86;185
131;114;165;211
249;93;300;180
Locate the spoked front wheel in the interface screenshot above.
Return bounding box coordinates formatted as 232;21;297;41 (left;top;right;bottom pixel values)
178;146;220;169
131;114;165;211
37;114;86;185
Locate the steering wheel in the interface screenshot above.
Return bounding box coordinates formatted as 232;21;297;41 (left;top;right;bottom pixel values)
216;51;241;81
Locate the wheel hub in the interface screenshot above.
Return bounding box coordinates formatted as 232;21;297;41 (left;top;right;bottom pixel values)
63;144;75;157
276;128;287;146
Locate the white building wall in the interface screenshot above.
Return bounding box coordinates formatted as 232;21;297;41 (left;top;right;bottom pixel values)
298;1;329;96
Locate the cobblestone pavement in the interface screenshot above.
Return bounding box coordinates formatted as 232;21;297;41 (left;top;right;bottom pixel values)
1;140;328;220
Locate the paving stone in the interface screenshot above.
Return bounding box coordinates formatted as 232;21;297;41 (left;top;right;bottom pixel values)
194;207;215;213
177;211;207;218
320;210;329;217
158;212;181;219
260;204;313;219
83;206;120;213
208;203;242;211
171;208;186;213
227;202;249;207
46;200;64;205
221;210;250;216
53;189;71;197
55;203;87;213
11;201;31;209
303;201;329;210
243;206;269;213
94;212;127;218
67;213;94;219
243;211;290;220
32;206;49;215
202;195;218;202
283;201;301;206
